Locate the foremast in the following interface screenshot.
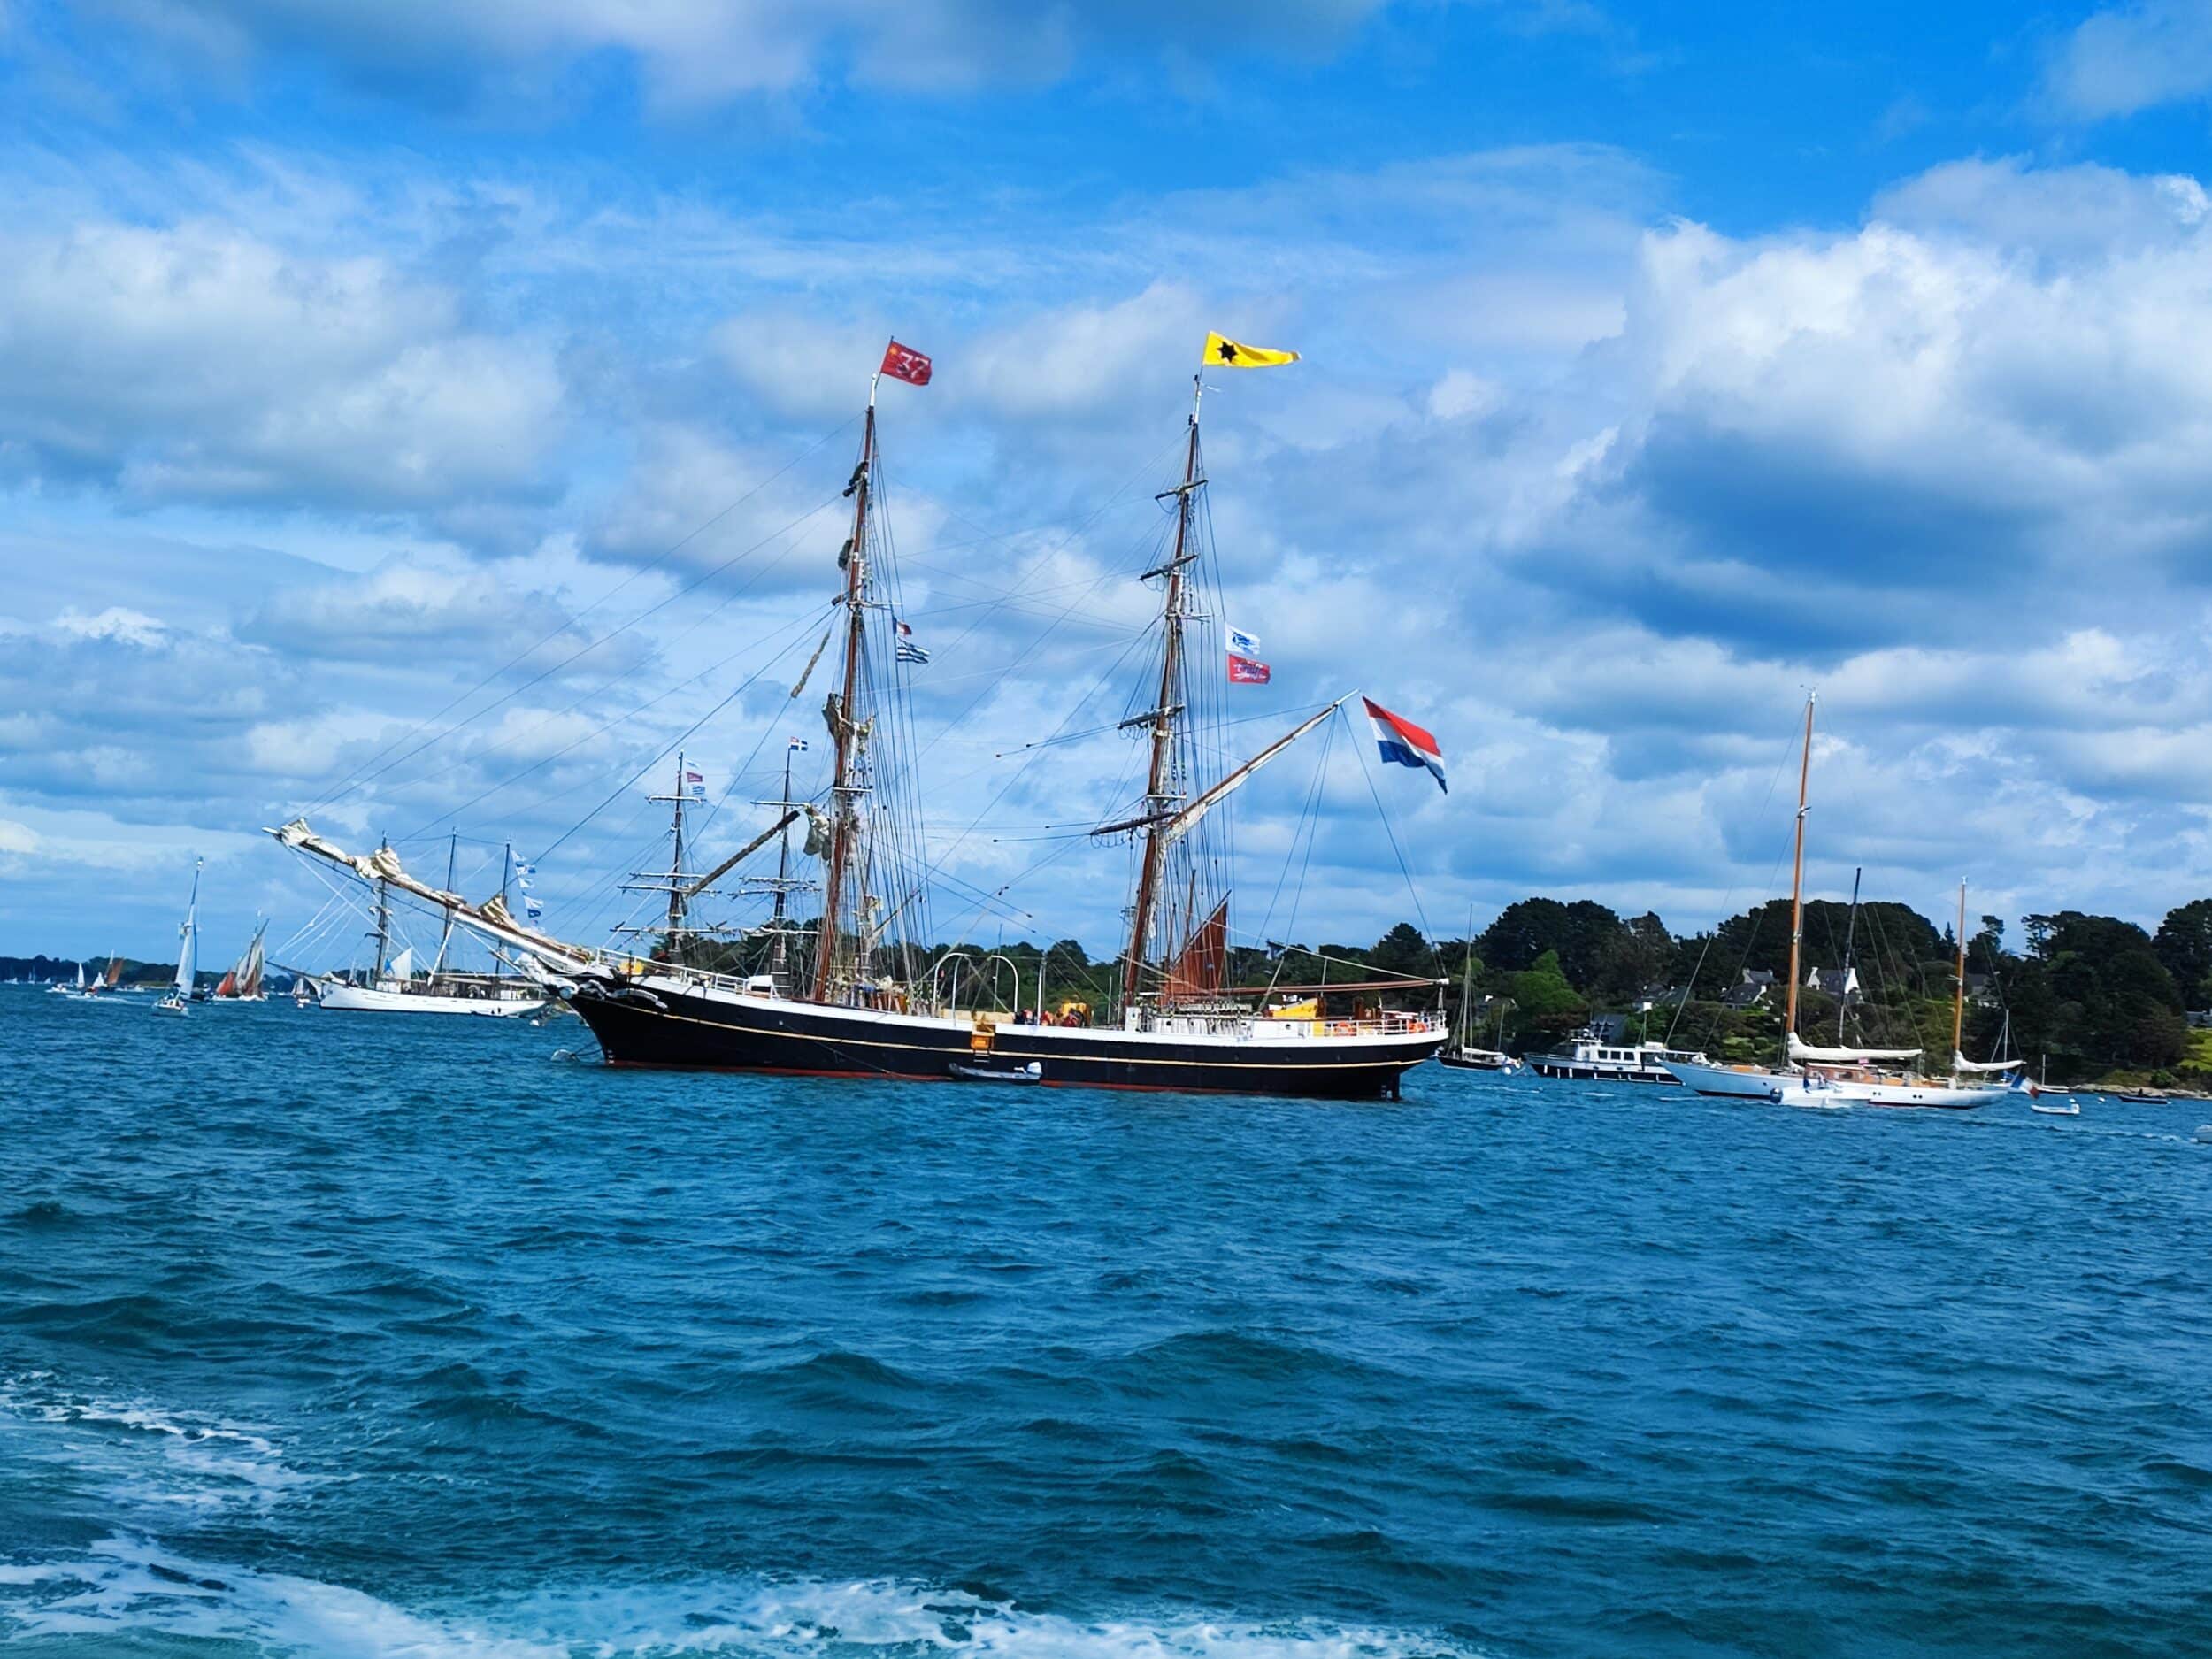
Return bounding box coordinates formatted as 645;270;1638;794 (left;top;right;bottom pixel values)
815;385;879;1002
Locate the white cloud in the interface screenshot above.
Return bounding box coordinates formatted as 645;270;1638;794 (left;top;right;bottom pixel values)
0;219;566;522
2044;1;2212;120
101;0;1394;106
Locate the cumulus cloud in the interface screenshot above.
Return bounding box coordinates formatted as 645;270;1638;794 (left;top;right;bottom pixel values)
0;219;566;526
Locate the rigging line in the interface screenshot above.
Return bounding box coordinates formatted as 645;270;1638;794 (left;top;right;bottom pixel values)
399;602;833;841
319;492;846;813
1348;703;1437;951
532;618;826;866
305;416;858;813
1661;703;1804;1048
386;529;826;810
925;626;1157;875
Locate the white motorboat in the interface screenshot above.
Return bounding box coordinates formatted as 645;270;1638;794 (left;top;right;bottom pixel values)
1526;1032;1709;1082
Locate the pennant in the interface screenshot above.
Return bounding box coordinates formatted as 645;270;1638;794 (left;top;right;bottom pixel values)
1363;696;1446;793
1203;332;1299;369
880;339;933;386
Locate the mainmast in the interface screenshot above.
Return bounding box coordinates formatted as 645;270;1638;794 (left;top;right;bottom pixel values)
814;392;878;1002
1782;693;1815;1067
371;838;393;980
1122;374;1204;1010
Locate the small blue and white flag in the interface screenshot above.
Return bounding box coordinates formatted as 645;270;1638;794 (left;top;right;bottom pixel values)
788;737;809;752
511;855;545;921
895;618;930;665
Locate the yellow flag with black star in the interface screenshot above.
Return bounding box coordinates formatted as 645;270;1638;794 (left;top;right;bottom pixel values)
1203;332;1299;369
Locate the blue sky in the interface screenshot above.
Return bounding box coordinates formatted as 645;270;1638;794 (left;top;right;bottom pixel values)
8;0;2212;968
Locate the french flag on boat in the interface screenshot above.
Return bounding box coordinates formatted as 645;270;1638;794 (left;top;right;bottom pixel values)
1363;697;1446;793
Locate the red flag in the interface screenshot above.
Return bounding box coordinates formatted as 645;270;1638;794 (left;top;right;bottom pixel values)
880;340;932;386
1227;653;1271;685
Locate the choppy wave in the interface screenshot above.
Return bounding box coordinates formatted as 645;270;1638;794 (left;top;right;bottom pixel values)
0;1539;1480;1658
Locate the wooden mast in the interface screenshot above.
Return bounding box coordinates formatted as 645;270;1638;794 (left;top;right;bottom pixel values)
1782;693;1815;1067
813;389;877;1002
1952;879;1969;1067
1122;373;1202;1011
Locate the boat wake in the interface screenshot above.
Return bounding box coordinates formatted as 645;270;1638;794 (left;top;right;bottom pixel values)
0;1538;1485;1658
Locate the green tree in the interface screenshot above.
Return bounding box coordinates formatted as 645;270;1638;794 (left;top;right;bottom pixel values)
1503;949;1587;1046
2153;900;2212;1010
1369;922;1434;979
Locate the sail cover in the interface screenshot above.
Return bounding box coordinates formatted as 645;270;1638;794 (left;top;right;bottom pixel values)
1789;1033;1921;1064
1160;897;1229;1003
1953;1052;2024;1074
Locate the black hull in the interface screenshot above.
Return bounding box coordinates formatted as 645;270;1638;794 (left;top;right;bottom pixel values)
570;984;1440;1101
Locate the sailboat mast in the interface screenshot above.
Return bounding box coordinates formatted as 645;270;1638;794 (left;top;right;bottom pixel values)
1838;864;1862;1043
667;751;688;953
497;842;511;984
814;396;877;1002
1122;374;1203;1011
1952;879;1969;1063
373;840;392;979
1782;694;1815;1066
434;830;458;976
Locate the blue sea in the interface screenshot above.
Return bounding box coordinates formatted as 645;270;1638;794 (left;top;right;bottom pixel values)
3;989;2209;1657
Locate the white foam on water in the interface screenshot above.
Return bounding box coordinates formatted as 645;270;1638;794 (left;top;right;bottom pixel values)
0;1538;1484;1659
0;1372;321;1513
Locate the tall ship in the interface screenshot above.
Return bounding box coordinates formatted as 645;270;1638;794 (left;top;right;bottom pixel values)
271;339;1447;1097
312;833;548;1018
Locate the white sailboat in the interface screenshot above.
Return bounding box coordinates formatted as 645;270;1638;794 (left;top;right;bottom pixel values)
46;961;81;996
1665;699;2015;1109
155;859;201;1016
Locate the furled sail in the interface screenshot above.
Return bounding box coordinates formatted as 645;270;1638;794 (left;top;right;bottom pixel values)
1788;1033;1921;1064
1953;1052;2023;1074
269;820;592;970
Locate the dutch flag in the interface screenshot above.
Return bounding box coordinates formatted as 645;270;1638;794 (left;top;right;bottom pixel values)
1363;697;1446;793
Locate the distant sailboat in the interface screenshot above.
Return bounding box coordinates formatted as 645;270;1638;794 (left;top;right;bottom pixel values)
46;962;81;996
214;919;269;1001
155;860;202;1016
1439;928;1517;1071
